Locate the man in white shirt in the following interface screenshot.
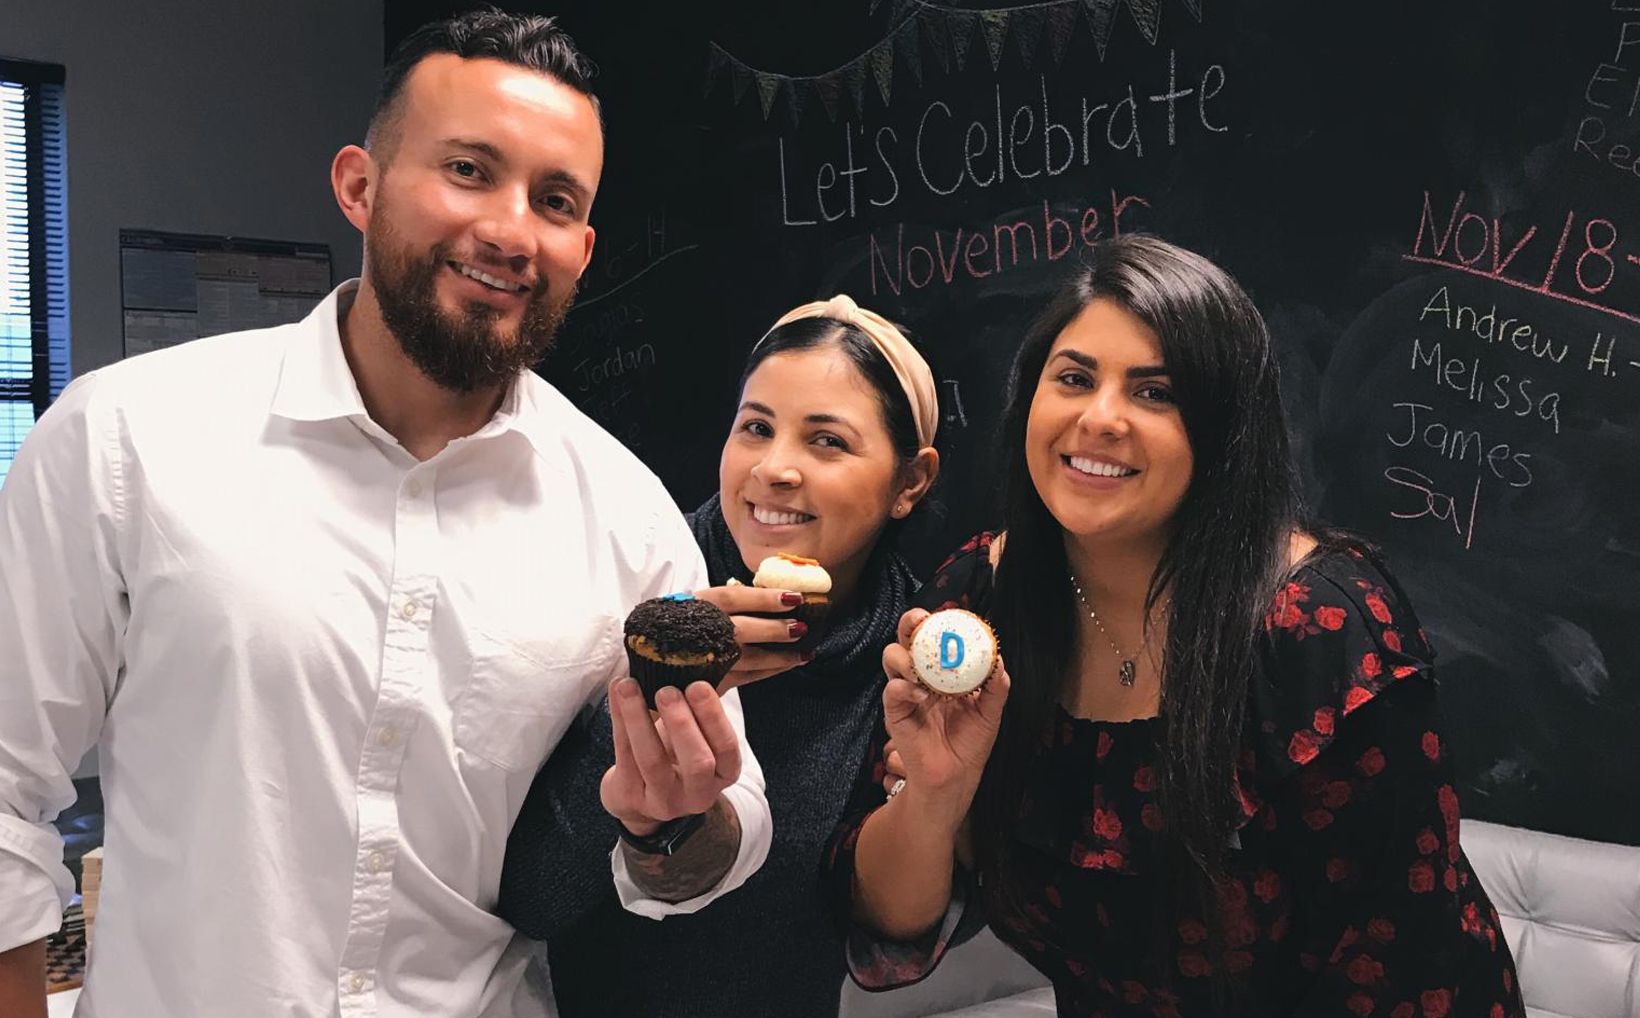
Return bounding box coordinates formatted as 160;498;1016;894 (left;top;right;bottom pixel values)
0;11;770;1017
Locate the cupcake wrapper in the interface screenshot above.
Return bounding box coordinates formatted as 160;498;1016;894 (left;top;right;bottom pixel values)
626;648;739;709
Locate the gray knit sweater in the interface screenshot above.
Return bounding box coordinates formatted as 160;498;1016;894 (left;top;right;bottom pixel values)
496;498;915;1017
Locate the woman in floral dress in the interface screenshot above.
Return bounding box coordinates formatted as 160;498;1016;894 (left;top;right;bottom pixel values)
827;235;1524;1018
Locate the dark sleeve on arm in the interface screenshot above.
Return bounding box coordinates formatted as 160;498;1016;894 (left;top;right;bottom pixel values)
1284;684;1520;1017
821;730;985;991
819;535;996;991
496;698;623;941
1251;555;1521;1016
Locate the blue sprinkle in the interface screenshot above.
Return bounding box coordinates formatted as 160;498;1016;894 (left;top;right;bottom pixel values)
661;592;697;602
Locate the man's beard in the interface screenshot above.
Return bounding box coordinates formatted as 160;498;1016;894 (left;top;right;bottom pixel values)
365;211;576;394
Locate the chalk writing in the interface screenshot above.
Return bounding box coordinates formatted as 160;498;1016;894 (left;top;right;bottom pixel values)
580;376;642;450
868;194;1150;295
941;378;968;428
1405;190;1640;327
1385;402;1534;488
776;55;1224;226
572;299;647;348
1587;331;1640;376
1383;467;1482;551
1408;339;1562;434
574;212;698;311
572;342;658;393
1375;282;1590;550
1573;15;1640;181
1418;287;1571;366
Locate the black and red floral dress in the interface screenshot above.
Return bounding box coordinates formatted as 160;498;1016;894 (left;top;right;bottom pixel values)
826;533;1525;1018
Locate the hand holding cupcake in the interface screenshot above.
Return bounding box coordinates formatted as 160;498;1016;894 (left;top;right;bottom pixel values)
604;593;752;838
751;553;831;653
675;553;835;690
876;606;1011;820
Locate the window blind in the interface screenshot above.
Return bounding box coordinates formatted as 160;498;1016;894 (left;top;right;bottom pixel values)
0;58;68;488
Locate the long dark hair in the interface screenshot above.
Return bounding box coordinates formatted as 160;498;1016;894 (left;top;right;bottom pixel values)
974;235;1301;934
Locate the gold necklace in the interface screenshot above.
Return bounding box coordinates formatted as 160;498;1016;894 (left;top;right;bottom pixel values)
1068;574;1167;687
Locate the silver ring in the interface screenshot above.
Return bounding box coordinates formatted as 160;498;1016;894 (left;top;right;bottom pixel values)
886;777;907;800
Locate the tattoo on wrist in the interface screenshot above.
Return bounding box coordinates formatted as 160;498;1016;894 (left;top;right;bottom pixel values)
623;797;742;902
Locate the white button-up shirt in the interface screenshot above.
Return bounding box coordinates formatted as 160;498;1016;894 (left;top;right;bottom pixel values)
0;282;770;1017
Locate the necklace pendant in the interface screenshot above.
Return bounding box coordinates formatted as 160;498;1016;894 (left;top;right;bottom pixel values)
1119;659;1137;686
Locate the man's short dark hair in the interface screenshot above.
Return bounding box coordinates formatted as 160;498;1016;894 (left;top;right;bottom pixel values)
367;7;601;159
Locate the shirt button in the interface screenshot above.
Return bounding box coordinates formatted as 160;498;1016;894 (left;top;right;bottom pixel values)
378;727;399;748
367;851;386;873
400;599;418;620
348;973;366;993
406;480;422;498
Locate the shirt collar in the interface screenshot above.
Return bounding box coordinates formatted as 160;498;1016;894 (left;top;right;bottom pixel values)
270;279;371;423
494;362;562;461
270;279;561;458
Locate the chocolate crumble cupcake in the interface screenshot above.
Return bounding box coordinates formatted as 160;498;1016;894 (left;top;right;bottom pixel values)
622;593;741;708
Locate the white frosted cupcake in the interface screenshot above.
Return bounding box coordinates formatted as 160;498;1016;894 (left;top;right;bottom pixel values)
752;553;832;653
909;608;997;695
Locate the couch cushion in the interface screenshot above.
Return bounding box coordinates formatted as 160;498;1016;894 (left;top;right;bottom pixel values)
839;928;1049;1018
1463;819;1640;1018
915;987;1057;1017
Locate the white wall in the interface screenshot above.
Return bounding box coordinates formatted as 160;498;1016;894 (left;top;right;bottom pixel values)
0;0;383;376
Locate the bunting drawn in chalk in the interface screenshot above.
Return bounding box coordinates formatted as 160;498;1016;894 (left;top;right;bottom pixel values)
705;0;1207;125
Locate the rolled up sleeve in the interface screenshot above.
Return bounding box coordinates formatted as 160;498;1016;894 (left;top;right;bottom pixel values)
0;374;125;951
610;682;771;918
606;502;772;918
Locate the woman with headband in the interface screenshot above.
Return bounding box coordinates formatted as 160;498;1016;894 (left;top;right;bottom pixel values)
497;295;941;1017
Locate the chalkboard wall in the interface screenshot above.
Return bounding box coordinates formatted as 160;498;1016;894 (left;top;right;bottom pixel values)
386;1;1640;845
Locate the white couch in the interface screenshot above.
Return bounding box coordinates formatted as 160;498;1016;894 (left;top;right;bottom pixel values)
842;819;1640;1018
1464;819;1640;1018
